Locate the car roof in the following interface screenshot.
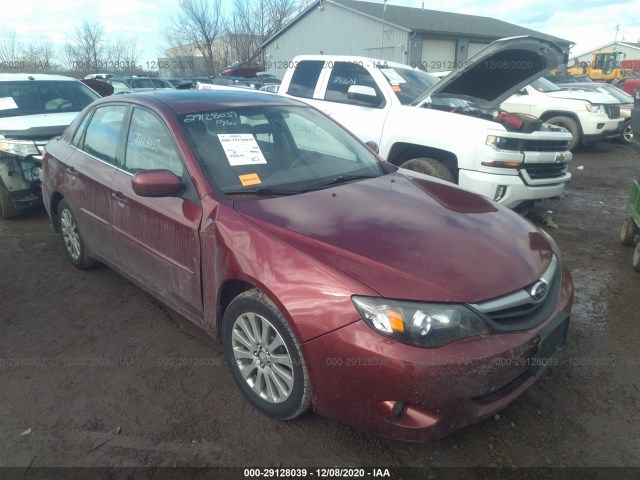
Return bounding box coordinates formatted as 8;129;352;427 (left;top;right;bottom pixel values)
0;73;78;82
92;88;304;114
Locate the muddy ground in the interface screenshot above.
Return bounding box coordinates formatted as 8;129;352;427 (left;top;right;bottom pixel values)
1;141;639;476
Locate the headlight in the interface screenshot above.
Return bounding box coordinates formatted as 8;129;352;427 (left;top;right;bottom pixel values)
585;103;606;114
0;139;40;158
486;135;524;152
352;296;491;348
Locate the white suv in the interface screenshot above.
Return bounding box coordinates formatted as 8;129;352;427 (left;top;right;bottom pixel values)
501;77;624;150
0;74;99;218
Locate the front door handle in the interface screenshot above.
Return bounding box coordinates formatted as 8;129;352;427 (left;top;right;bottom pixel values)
66;167;78;176
111;191;129;206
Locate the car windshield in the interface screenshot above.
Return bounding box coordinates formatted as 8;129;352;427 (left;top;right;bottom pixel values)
180;105;389;197
380;66;438;105
531;77;562;93
0;80;99;118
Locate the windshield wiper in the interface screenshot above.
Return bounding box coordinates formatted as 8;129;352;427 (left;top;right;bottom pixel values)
300;173;378;192
224;186;300;197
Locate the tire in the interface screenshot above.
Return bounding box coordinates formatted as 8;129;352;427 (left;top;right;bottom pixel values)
633;243;640;272
0;178;23;219
222;289;311;420
57;200;98;269
546;116;580;151
620;216;639;246
620;120;632;145
400;157;455;183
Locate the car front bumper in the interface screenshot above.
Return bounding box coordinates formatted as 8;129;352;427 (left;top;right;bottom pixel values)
302;267;573;441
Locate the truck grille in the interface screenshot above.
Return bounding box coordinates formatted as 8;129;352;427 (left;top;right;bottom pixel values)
522;140;570;152
522;163;568;179
605;105;620;119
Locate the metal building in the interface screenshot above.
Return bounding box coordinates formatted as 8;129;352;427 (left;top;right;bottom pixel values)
262;0;572;76
570;41;640;65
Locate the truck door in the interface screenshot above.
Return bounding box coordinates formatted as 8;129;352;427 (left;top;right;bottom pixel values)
316;61;387;145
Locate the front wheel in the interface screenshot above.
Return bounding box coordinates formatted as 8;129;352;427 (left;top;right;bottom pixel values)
546;116;580;151
400;157;455;183
620;120;632;145
222;289;312;420
58;200;98;269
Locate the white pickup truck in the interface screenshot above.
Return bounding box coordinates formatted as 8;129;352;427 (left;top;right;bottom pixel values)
278;36;573;210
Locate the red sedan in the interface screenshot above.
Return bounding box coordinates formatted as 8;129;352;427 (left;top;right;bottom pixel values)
41;89;573;441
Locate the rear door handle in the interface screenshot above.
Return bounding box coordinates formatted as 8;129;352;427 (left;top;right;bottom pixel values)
111;191;129;206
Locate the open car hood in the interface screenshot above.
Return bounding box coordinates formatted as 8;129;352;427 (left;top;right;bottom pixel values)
415;36;567;109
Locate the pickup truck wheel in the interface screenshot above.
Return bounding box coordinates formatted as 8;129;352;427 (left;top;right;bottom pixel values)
57;200;98;269
222;289;312;420
620;216;639;246
0;178;23;219
620;120;632;145
400;158;455;183
545;116;580;150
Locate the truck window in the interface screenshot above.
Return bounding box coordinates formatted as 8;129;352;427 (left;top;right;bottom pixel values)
287;61;324;99
324;62;384;108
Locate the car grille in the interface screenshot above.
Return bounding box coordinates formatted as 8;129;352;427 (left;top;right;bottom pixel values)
470;256;560;332
522;163;568;179
522;140;571;152
605;105;620;119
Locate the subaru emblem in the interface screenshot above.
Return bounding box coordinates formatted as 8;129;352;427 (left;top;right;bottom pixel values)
530;280;549;302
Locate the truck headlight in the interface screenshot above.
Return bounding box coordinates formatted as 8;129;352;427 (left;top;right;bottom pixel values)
352;296;490;348
585;104;606;114
486;135;524;152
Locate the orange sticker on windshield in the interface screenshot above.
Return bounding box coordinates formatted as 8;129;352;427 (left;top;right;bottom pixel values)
239;173;261;186
392;85;402;92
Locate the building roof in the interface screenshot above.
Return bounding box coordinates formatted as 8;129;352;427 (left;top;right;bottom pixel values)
570;41;640;60
263;0;572;48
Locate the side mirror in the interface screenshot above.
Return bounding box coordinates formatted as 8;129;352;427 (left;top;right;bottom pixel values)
132;169;183;197
347;85;381;106
515;88;528;96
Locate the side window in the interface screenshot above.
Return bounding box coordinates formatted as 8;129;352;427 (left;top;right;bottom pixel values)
124;108;184;176
324;62;384;107
82;105;127;165
286;61;324;99
71;111;92;148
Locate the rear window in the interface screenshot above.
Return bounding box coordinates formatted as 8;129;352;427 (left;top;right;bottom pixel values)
0;80;99;118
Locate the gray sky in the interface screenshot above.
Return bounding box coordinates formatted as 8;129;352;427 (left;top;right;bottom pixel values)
3;0;640;66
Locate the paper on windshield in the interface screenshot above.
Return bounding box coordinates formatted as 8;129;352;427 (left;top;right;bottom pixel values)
380;69;406;86
218;134;267;166
0;97;18;111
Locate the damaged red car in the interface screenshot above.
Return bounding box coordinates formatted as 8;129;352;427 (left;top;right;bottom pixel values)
41;89;573;441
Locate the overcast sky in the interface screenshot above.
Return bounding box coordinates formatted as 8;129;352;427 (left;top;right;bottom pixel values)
2;0;640;66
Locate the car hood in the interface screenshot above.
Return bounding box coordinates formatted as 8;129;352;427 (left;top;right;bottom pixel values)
415;36;567;109
545;90;618;104
0;112;79;140
234;173;552;303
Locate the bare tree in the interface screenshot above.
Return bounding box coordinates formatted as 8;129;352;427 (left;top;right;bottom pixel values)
20;40;56;72
162;0;224;76
228;0;297;64
108;38;140;75
0;30;21;67
63;21;107;74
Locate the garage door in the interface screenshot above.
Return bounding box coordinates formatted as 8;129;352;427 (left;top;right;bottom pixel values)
421;38;456;72
468;42;490;58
